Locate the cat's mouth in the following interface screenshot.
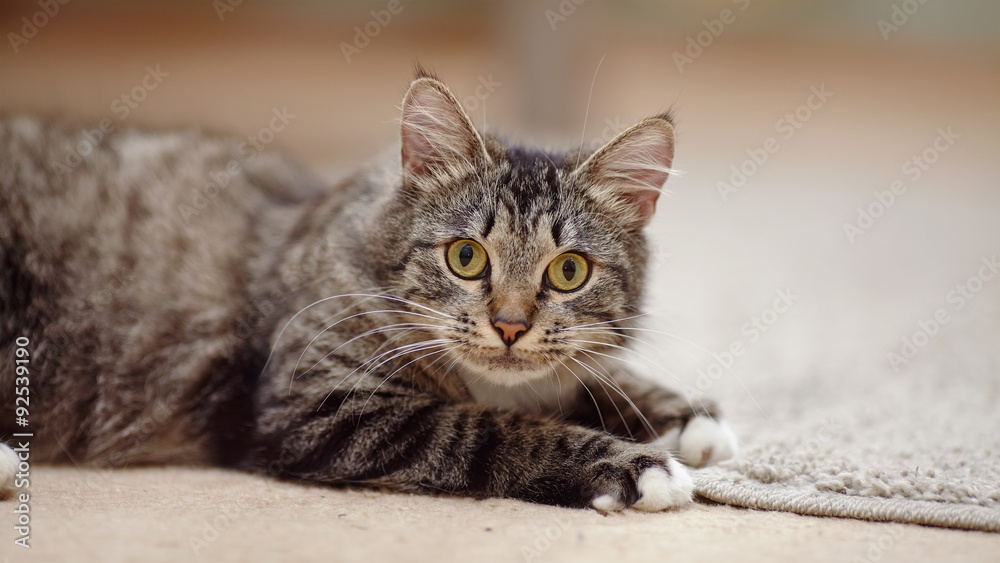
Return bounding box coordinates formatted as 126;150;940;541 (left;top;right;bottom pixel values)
460;348;552;383
480;352;535;371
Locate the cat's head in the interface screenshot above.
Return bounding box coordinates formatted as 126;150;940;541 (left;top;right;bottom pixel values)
371;71;674;387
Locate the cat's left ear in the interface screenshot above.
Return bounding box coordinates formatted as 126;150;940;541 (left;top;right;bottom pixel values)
400;76;491;185
572;115;675;229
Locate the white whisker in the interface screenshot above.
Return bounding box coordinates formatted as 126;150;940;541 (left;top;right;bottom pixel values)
572;325;771;422
318;339;456;412
560;352;656;439
570;328;648;347
570;53;607;190
569;356;634;439
556;358;606;432
562;313;649;330
358;346;456;418
292;310;450;385
266;288;394;390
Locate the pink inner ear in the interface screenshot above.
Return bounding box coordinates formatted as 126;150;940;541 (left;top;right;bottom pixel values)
401;96;443;175
597;124;674;222
622;188;660;219
400;80;483;177
401;123;433;175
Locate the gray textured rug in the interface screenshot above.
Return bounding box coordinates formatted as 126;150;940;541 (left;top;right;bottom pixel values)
690;328;1000;531
635;156;1000;532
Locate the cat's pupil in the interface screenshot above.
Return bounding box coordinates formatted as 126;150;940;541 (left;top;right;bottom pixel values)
562;259;576;281
459;244;474;267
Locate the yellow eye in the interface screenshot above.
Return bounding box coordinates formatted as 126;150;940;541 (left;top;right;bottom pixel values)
447;239;489;279
546;253;589;292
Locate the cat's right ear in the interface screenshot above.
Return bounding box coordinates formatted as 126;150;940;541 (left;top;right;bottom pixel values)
400;76;490;186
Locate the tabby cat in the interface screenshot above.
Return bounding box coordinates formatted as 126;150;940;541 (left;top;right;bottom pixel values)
0;70;736;510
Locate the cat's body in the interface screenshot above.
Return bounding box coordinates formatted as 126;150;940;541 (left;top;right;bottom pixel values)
0;72;735;510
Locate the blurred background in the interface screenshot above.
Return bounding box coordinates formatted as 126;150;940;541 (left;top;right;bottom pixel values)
2;0;997;164
1;0;998;411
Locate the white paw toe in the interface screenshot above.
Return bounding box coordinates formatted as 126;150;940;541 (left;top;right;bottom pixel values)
591;493;625;512
0;443;19;500
677;416;738;468
631;460;694;512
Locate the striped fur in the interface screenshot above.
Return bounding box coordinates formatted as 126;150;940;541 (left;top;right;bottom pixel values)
0;72;726;509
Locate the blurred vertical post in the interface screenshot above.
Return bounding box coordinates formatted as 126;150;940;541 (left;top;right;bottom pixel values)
492;0;599;135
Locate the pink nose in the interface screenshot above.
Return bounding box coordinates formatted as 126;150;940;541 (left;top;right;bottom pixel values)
492;319;529;346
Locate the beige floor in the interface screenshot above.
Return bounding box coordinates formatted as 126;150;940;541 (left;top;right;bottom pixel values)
9;467;997;563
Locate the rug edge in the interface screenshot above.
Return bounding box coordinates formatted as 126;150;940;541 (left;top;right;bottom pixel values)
693;472;1000;533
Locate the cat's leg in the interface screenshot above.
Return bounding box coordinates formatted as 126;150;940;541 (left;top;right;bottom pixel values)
568;371;738;468
252;386;693;511
0;442;19;500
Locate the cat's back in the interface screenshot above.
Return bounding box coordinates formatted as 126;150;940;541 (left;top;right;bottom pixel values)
0;115;322;343
0;115;323;229
0;116;323;465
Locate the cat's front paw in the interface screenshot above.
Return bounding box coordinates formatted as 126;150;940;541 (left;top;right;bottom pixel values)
678;416;738;468
629;459;695;512
653;415;738;468
584;450;693;512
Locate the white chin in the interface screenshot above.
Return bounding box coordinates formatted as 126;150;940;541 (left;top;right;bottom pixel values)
460;356;552;386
